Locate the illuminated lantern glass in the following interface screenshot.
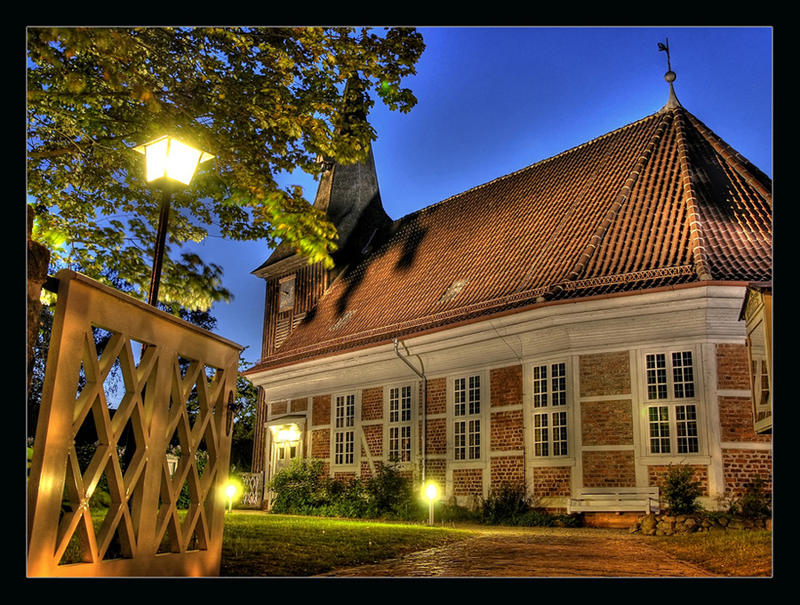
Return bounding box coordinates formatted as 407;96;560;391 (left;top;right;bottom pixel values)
133;135;214;185
425;482;438;501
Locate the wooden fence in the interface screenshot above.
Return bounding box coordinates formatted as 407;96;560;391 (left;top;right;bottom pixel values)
27;270;242;577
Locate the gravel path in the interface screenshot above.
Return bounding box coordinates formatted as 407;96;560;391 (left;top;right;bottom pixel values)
320;526;714;578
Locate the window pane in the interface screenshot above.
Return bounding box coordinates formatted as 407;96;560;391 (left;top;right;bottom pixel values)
552;411;568;456
676;404;699;453
455;420;466;460
389;387;399;422
646;354;667;400
401;385;412;421
551;362;566;406
533;413;549;457
469;375;481;415
454;378;466;416
648;406;670;453
533;365;548;408
468;419;481;459
672;351;695;398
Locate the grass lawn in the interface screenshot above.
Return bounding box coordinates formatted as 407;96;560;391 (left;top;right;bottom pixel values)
219;512;472;577
647;529;772;577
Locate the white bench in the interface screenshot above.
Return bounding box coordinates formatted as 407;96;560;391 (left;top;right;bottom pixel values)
567;487;660;514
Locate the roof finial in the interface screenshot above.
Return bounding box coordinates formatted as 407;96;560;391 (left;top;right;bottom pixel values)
658;38;681;109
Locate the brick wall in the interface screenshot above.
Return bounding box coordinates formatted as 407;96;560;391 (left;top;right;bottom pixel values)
579;351;631;397
426;377;446;415
532;466;571;497
290;397;307;413
490;456;525;490
311;428;330;459
453;468;483;497
579;352;635;489
648;464;709;496
312;394;331;427
582;450;636;487
719;396;771;443
362;422;382;459
426;459;447;490
490;365;522;407
716;343;751;390
490;409;524;450
581;400;633;446
425;417;447;455
361;386;383;421
721;449;772;497
271;400;288;416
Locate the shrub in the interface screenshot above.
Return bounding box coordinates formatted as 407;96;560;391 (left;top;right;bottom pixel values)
730;476;771;519
269;458;330;514
364;463;419;520
269;459;423;520
481;483;532;525
661;464;703;515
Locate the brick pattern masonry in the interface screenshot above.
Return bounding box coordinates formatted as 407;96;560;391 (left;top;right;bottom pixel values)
263;344;770;506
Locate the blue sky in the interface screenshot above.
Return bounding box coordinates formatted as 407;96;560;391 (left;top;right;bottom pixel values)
184;26;773;365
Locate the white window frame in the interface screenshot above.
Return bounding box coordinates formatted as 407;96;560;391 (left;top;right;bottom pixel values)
529;359;572;460
447;371;487;465
331;391;360;470
639;348;704;457
747;317;772;432
384;382;417;467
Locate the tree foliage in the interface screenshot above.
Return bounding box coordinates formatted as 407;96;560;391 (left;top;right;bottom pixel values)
27;26;425;309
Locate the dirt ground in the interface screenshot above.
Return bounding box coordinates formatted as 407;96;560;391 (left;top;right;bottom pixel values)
320;526;715;578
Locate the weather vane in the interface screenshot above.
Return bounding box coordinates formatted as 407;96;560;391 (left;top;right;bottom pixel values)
658;38;672;73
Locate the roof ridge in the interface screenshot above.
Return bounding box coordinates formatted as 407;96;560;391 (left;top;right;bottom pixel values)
672;107;713;281
388;111;666;225
541;108;677;301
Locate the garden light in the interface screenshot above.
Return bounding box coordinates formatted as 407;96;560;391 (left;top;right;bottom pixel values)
424;481;438;526
224;480;239;513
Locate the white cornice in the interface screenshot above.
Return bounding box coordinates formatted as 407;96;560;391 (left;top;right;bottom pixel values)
248;285;748;401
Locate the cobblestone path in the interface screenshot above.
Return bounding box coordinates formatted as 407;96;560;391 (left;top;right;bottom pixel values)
320;527;714;578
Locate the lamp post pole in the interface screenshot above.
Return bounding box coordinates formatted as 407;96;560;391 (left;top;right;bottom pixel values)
147;186;172;307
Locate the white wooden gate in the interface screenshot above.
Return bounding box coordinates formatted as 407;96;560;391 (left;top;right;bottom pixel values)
27;270;242;576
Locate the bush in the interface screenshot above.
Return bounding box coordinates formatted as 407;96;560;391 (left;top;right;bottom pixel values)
481;483;531;525
478;483;580;527
661;464;703;515
730;476;771;519
269;459;422;520
364;463;419;519
269;458;330;514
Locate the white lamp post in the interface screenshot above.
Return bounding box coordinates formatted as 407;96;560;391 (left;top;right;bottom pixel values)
132;135;214;306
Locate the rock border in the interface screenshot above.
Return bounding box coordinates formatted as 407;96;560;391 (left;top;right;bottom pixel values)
630;513;772;536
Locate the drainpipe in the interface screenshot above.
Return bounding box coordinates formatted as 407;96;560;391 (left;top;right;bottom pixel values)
393;339;427;484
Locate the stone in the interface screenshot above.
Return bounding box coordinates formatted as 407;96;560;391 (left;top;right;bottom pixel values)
640;513;657;533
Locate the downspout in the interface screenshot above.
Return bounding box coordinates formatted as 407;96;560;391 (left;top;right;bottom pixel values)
393;339;427;484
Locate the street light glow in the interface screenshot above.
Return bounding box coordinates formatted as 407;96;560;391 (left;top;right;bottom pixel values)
425;481;438;501
133;135;214;185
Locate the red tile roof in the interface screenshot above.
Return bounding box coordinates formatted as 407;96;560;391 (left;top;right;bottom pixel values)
247;103;772;372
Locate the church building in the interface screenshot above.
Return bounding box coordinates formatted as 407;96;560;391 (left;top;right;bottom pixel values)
243;65;772;522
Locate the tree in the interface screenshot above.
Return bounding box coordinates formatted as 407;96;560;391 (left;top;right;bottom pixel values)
229;359;260;471
27;26;425;309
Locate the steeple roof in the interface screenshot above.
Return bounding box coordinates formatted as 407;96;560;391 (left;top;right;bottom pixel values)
247;72;772;373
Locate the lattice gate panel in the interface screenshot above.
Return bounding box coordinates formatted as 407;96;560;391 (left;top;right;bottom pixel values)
239;473;264;508
28;271;242;577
